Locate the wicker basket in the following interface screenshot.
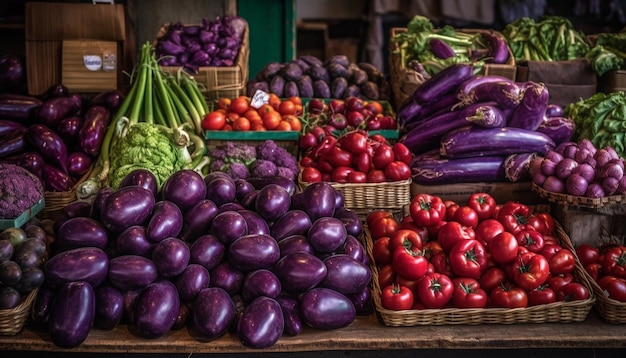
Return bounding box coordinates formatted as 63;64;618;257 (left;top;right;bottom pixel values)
531;182;626;215
0;288;38;336
39;166;93;221
299;178;412;220
365;222;595;326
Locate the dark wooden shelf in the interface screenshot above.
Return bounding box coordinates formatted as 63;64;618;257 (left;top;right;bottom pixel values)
1;310;625;354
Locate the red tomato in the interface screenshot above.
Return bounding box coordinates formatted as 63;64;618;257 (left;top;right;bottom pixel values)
392;142;412;164
372;144;395;170
201;111;226;130
444;200;460;221
548;248;576;275
598;275;626;302
337;131;368;154
430;250;453;277
301;167;322;183
527;285;557;306
347;170;367;183
490;283;528;308
511;252;550;291
323;146;353;168
452;277;488;308
366;169;387;183
380;283;414;311
576;244;600;267
437;221;475;253
384;161;411;181
409;194;446;228
416;272;454;309
539;243;563;261
467;192;496;221
452;206;479;229
366;211;394;228
352;152;372;174
372;236;392;265
378;264;396;288
514;229;545;254
331;166;354;183
585;262;603;282
391;247;428;281
490;231;519;265
547;273;574;292
395;274;422;294
479;266;508;294
496;202;531;234
601;246;626;279
526;212;556;236
422;240;444;261
448;239;487;280
556;282;590;302
368;215;399;240
388;229;424;253
474;219;505;249
299;131;319;151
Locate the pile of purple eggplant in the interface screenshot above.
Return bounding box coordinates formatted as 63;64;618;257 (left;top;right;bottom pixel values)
397;63;576;185
0;85;124;192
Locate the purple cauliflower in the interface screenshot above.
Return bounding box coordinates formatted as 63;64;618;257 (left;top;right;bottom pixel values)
256;140;299;178
249;159;278;178
0;163;45;219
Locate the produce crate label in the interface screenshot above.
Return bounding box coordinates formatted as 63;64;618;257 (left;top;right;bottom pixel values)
250;89;270;108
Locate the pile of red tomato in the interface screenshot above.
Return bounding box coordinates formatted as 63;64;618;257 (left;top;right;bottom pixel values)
577;242;626;302
305;96;397;133
367;193;591;311
298;130;412;184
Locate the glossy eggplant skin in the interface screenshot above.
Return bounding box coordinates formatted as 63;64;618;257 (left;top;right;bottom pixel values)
100;186;156;233
299;287;356;330
49;281;96;348
236;296;284;349
133;280;180;339
0;93;41;121
191;287;235;341
44;247;109;289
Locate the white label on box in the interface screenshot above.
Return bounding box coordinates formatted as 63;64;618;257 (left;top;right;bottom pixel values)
84;55;103;71
250;90;270;109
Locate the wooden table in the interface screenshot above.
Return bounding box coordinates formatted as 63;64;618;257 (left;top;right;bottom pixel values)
1;310;625;354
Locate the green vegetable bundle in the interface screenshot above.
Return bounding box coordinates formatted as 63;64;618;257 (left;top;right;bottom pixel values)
565;91;626;157
586;31;626;76
502;16;590;62
77;42;210;200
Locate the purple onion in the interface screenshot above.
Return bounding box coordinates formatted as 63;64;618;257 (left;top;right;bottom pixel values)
578;139;597;156
543;175;565;193
572;163;596;183
555;158;578;180
593;148;613;168
540;158;558;177
617;176;626;194
566;173;588;196
585;182;606;198
602;176;620;195
529;156;544;177
532;172;547;186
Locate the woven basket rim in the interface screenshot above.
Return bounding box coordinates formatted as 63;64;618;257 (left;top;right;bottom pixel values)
531;182;626;210
0;288;38;336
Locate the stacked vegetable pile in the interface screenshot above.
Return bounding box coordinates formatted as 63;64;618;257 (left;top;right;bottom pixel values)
247;54;389;100
0;85;123;192
368;193;591;313
390;15;511;76
501;16;590;62
34;168;370;348
530;139;626;198
564;91;626;159
77;42;210;200
154;16;248;71
0;220;49;310
397;63;576;185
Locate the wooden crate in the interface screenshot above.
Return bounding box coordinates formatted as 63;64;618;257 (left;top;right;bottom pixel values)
61;40;119;93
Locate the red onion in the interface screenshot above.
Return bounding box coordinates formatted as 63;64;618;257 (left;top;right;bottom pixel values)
532;172;547;186
585;182;605;198
555;158;578;180
575;148;597;168
578;139;597;156
593;148;612;168
545;149;564;163
602;176;620;195
540;158;558;177
545;103;564;117
543;175;565;193
599;159;624;180
572;163;596;183
529;157;544;177
555;141;577;155
605;146;620;160
565;173;588;196
617;176;626;194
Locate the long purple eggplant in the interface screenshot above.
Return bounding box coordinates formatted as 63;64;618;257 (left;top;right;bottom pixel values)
42;164;74;192
0;127;27;160
412;63;474;104
508;82;549;131
35;96;82;129
456;75;510;102
412;155;507;185
440;126;555;159
430;38;456;59
0;119;25;137
504;152;537;182
26;123;69;173
481;31;510;64
79;105;110;156
0;93;42;122
464;80;522;109
536;116;576;145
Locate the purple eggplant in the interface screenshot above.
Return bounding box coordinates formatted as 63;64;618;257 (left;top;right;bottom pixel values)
66;151;93;179
100;186;156;233
412;63;474;104
35;96;82;129
27;124;68;173
89;90;125;112
465;79;521;109
277;234;314;257
191;287;235;340
209;262;244;296
299;182;336;221
347;284;373;314
481;31;510;64
55;216;109;252
333;207;362;238
189;234;225;271
276;293;302;336
457;75;510;102
56;115;82;146
94;283;124;330
536;116;576;145
175;263;210;303
508;82;549;131
440;126;555;159
151;237;190;278
49;281;96;348
0;93;41;121
274;251;327;293
42;164;73;192
108;255;158;291
299;287;356;330
228;234;280;272
504;152;538;182
31;286;56;326
41;83;70;100
246;175;297;196
209;210;248;245
0;127;27;160
0;119;25;137
78;105;110;156
0;54;25;92
339;234;367;264
241;269;282;302
307;216;347;253
237;296;284;349
116;225;154;257
238;209;270;236
44;247;109;289
118;169;159;196
134;280;180;339
89;187;114;221
412;155;507;185
395;98;423;127
430;38;456;59
269;209;312;242
322;254;371;295
146;200;184;243
205;175;236;206
179;199;219;242
161;169;207;213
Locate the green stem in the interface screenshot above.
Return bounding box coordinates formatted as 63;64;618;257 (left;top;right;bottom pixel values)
170;77;201;134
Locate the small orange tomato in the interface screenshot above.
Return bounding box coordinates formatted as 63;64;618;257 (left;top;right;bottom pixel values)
278;100;296;116
230;96;250;115
258;104;275;115
226;111;240;124
275;120;292;131
287;96;302;106
262;111;282;130
243;108;261;122
283;115;302;132
268;93;281;110
201;111;226;130
232;116;251;131
251;122;267;131
217;97;231;110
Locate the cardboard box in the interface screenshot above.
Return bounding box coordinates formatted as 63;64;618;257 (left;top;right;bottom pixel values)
411;181;547;206
515;59;597;107
25;2;126;95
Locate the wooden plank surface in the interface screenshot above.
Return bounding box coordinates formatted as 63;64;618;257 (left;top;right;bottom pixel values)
1;311;625;354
